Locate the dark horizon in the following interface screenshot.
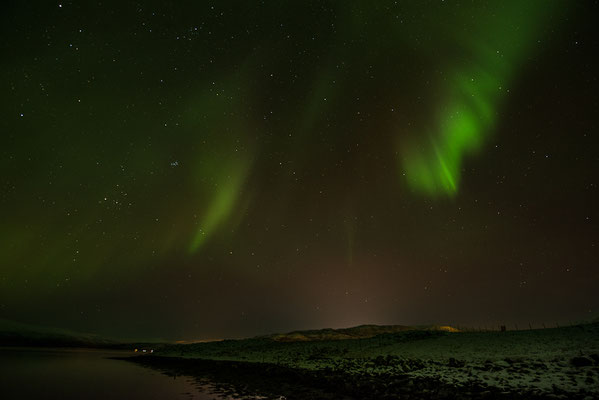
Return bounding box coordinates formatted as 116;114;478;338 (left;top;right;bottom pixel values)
3;316;596;346
2;0;598;342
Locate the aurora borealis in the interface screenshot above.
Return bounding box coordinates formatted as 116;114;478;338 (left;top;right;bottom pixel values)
1;1;598;341
400;1;560;196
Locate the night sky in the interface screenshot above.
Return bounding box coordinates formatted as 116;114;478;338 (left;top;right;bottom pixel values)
2;1;598;341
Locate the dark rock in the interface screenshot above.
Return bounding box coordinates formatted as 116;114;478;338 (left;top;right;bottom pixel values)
532;362;547;370
571;356;593;367
584;376;594;384
448;357;466;368
374;355;386;366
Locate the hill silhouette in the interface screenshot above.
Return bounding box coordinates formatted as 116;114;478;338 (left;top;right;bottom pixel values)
262;324;459;342
0;318;165;349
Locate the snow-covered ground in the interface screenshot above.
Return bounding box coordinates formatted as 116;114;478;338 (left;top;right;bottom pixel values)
157;323;599;398
358;324;599;395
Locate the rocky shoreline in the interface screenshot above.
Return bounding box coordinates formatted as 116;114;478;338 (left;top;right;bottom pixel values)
118;355;596;400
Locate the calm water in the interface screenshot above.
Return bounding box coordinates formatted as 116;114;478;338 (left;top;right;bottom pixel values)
0;347;224;400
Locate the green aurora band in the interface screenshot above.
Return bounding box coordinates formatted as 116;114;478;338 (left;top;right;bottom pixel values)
188;159;249;253
185;66;255;254
400;1;562;197
0;1;571;301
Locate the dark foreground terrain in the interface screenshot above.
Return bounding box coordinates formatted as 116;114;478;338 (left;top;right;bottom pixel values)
120;323;599;399
124;355;599;400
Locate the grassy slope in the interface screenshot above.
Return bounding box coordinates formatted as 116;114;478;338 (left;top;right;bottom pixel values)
156;323;599;397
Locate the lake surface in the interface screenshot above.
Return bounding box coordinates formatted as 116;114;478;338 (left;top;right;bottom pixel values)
0;347;227;399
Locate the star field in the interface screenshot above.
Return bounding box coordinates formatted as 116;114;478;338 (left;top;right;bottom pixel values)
1;0;598;340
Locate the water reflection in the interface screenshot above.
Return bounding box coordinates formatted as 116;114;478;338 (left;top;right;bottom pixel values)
0;347;218;400
126;356;342;400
